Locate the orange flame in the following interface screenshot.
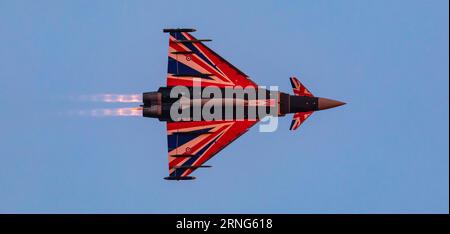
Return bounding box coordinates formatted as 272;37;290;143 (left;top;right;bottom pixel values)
101;94;141;103
70;107;143;117
77;94;141;103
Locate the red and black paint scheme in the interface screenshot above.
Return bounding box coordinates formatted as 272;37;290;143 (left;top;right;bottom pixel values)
143;28;345;180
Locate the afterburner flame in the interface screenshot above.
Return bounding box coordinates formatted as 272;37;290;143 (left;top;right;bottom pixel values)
103;94;141;103
78;94;141;103
72;107;143;117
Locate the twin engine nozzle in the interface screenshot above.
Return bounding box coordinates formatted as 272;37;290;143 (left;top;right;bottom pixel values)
142;92;162;118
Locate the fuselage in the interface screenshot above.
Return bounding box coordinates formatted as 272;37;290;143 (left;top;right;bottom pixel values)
142;86;321;122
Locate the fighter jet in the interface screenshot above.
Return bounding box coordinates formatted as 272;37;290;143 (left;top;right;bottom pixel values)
143;28;345;180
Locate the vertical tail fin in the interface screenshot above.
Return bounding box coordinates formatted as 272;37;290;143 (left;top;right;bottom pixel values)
289;76;314;131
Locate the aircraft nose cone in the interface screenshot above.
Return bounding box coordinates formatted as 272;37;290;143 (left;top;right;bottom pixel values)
317;98;346;110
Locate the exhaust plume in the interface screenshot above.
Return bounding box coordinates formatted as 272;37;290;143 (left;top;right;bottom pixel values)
77;94;141;103
70;107;143;117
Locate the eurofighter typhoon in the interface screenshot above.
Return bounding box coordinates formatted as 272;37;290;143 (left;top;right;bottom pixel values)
142;28;345;180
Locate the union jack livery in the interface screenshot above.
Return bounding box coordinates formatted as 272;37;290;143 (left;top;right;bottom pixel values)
142;28;345;180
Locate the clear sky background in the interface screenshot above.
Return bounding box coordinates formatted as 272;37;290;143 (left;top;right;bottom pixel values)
0;0;448;213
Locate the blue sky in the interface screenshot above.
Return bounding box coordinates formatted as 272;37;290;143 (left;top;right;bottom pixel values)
0;0;448;213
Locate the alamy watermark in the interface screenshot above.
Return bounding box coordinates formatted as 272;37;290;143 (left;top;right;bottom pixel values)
169;79;279;132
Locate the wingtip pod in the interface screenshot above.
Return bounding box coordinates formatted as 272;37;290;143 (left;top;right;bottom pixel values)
163;28;196;33
164;176;196;181
290;76;314;97
173;165;212;169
